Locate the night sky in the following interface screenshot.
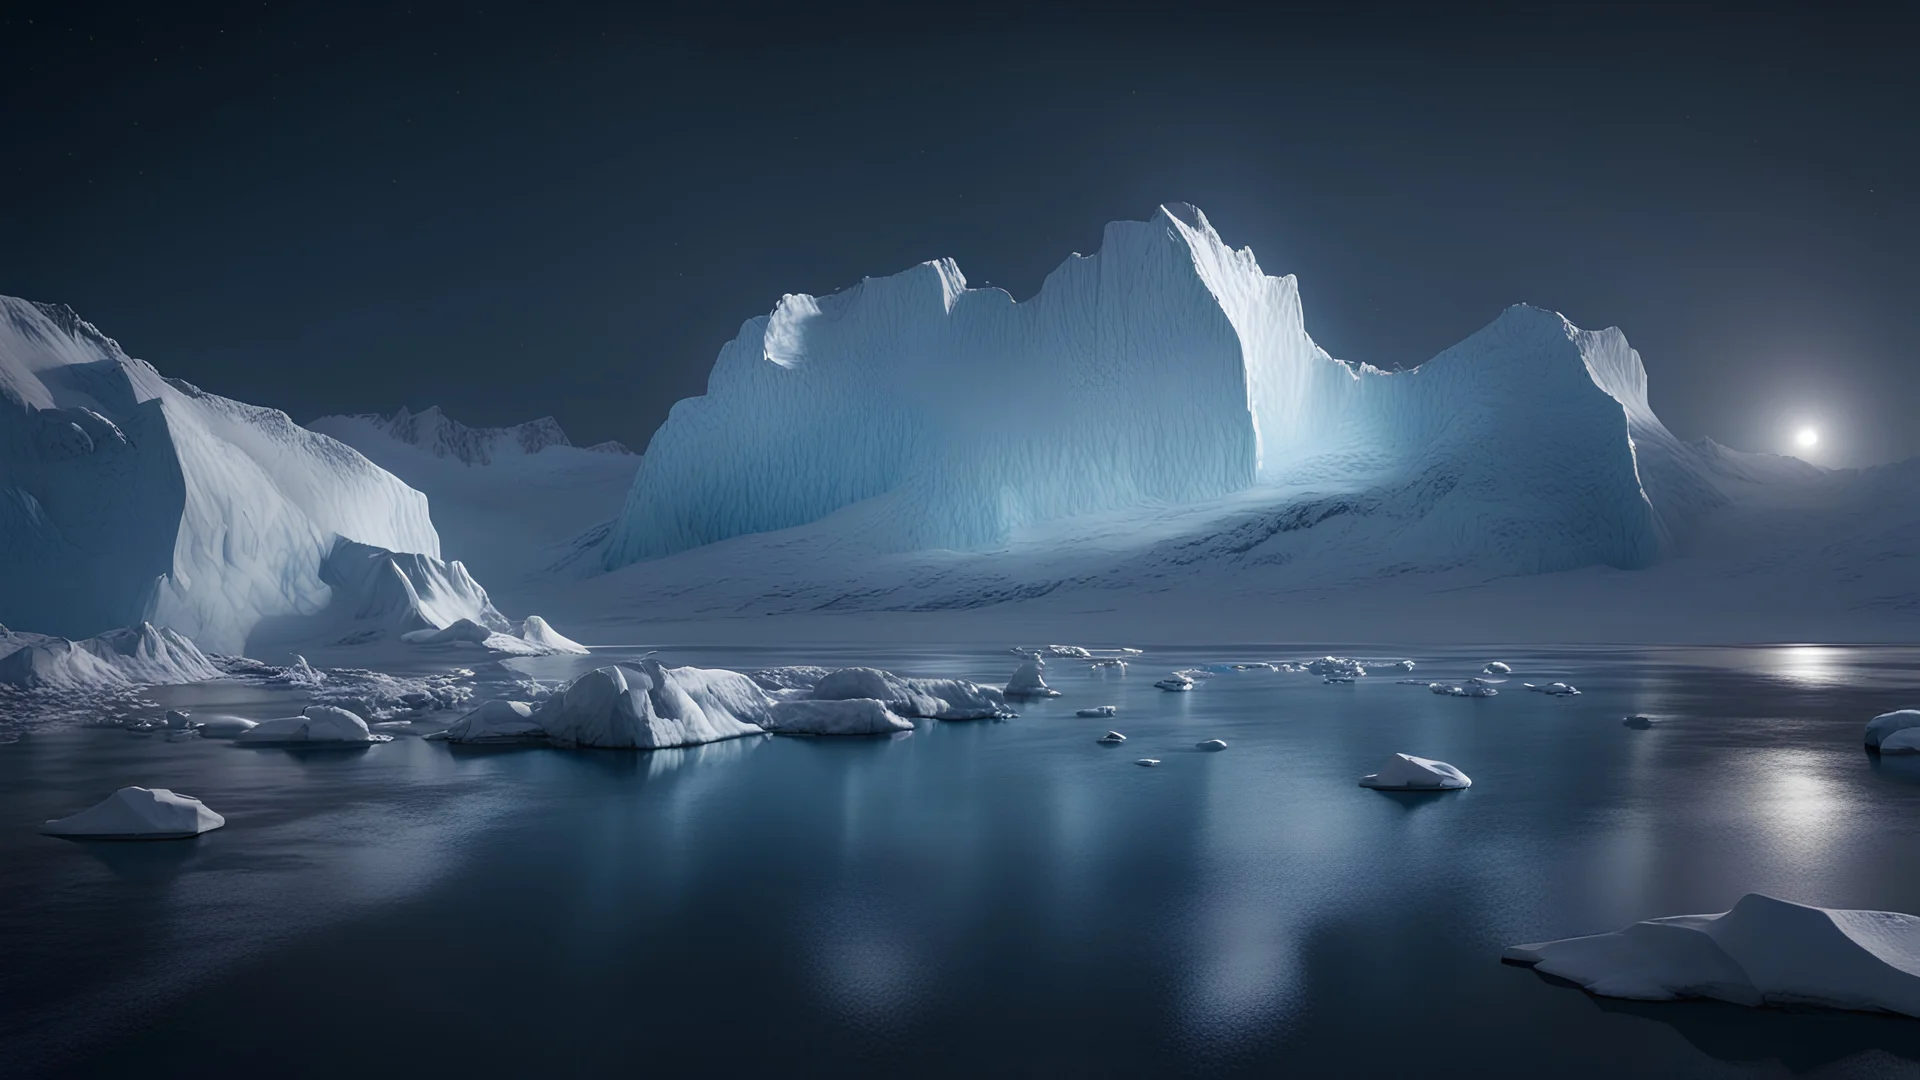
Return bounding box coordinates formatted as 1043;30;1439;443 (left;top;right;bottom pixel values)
3;2;1912;464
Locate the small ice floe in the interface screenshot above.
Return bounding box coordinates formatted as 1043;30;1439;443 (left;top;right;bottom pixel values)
1323;673;1357;685
1120;648;1144;655
1076;705;1118;718
1230;662;1279;672
194;715;258;738
1430;680;1498;698
1089;659;1128;674
1004;659;1060;699
1396;678;1429;686
536;662;765;749
1154;674;1195;692
1173;668;1217;680
1623;715;1658;730
1358;753;1471;790
1134;758;1161;767
1306;657;1366;679
812;668;1011;719
1503;894;1920;1017
41;786;225;839
1013;644;1092;659
236;705;387;745
1390;660;1417;672
1195;739;1228;751
1098;731;1127;744
164;709;196;730
1865;709;1920;750
430;700;545;744
1483;661;1513;675
1524;682;1581;696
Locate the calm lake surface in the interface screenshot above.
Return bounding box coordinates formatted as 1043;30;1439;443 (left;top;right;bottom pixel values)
7;643;1920;1078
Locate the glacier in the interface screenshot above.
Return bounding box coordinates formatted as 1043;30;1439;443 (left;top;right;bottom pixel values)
604;204;1685;574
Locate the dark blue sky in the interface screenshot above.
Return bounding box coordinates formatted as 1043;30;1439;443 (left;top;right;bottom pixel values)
3;2;1913;464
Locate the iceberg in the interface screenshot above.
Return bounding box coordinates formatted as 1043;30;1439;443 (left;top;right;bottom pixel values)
1154;674;1195;692
517;616;588;655
1306;657;1368;679
0;297;452;653
1524;682;1582;696
194;714;259;738
1359;753;1472;790
1504;894;1920;1017
236;705;382;745
41;786;225;839
1134;758;1161;767
1864;709;1920;750
1076;705;1118;718
1098;731;1126;744
1483;661;1513;675
761;699;914;736
1004;659;1059;699
809;667;1009;719
1624;714;1659;730
601;205;1672;584
534;661;766;750
1195;739;1228;751
432;700;544;744
400;618;494;645
1876;728;1920;754
0;622;220;690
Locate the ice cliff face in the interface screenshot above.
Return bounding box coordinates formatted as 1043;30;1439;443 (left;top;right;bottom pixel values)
310;405;631;466
0;298;473;653
604;204;1689;575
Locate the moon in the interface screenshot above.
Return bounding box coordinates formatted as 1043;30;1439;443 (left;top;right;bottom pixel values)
1796;427;1819;449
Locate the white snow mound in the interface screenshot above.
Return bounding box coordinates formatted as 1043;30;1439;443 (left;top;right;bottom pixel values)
1359;753;1472;790
41;786;225;838
1504;893;1920;1017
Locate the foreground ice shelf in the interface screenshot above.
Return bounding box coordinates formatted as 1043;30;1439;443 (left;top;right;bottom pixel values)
1505;894;1920;1018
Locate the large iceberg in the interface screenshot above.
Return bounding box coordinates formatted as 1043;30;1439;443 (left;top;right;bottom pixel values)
41;786;225;839
808;666;1009;719
0;622;220;690
1504;894;1920;1017
0;298;488;653
602;204;1686;577
235;705;381;745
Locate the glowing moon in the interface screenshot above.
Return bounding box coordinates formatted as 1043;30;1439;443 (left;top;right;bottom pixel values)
1796;427;1819;449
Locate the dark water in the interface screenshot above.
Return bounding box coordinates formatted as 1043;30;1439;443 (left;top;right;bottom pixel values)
7;644;1920;1078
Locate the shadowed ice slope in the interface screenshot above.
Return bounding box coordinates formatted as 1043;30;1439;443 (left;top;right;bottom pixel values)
0;299;501;653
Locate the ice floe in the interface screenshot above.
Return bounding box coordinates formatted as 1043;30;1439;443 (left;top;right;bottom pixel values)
1134;758;1160;767
762;698;914;735
1154;674;1195;692
1623;715;1659;730
535;661;766;750
1865;709;1920;750
41;786;225;839
431;700;544;744
1358;753;1472;790
1098;731;1126;744
1504;893;1920;1017
236;705;385;745
1076;705;1118;718
1524;682;1582;696
193;715;259;738
1195;739;1228;751
811;667;1009;719
1484;661;1513;675
1305;657;1367;679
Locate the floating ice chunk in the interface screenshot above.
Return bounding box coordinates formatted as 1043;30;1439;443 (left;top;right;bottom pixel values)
1865;709;1920;750
535;661;766;750
164;709;195;730
1173;668;1217;679
1098;731;1126;744
1396;678;1429;685
1195;739;1228;751
1076;705;1119;718
434;700;544;744
1359;753;1472;790
1134;758;1161;767
41;786;225;839
194;714;258;738
516;616;589;655
1154;674;1195;692
1120;648;1143;655
1011;645;1092;658
1323;673;1356;685
762;698;914;735
1306;657;1367;678
1005;659;1060;699
810;667;1010;719
1089;659;1128;674
1503;893;1920;1017
400;618;494;645
236;705;381;745
1524;682;1582;696
1484;661;1513;675
1624;715;1658;730
1390;660;1417;672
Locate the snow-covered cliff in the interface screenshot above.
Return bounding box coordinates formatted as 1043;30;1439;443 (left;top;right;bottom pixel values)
603;204;1693;576
0;299;489;653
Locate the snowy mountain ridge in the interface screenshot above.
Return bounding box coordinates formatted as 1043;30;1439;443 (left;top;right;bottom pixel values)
312;405;632;466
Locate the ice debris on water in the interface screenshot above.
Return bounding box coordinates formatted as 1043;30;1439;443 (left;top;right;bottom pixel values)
1076;705;1118;718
